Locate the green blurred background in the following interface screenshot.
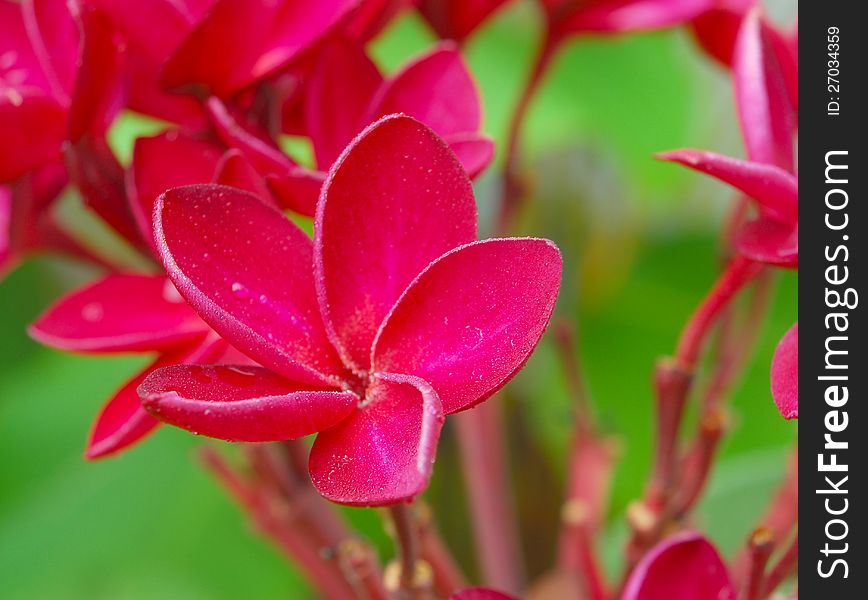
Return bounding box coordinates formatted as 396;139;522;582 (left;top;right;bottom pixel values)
0;2;797;598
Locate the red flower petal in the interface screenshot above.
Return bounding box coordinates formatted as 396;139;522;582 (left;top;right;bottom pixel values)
549;0;713;35
771;323;797;419
309;372;444;506
622;531;735;600
373;238;562;414
733;9;795;171
129;130;224;249
266;168;325;217
657;149;797;224
1;0;53;94
0;93;66;183
162;0;355;97
370;44;482;141
316;115;477;372
213;149;273;202
66;5;125;142
735;218;798;268
418;0;512;44
86;335;227;459
29;274;210;353
446;133;495;179
65;135;145;250
139;364;356;442
21;0;79;102
87;0;210;125
304;37;383;169
342;0;413;43
449;588;519;600
155;184;346;384
205;96;296;176
689;1;751;67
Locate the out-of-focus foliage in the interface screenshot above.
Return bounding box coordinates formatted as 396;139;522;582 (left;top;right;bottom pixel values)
0;4;796;598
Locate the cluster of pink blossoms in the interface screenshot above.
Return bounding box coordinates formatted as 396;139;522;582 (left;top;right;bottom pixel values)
2;0;797;599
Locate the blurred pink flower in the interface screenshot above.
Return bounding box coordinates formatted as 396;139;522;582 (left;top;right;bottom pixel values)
418;0;513;43
622;531;735;600
160;0;358;98
141;115;562;505
540;0;715;40
658;8;797;420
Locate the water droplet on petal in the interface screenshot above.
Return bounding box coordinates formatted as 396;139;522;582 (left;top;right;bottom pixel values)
81;302;104;322
231;282;250;299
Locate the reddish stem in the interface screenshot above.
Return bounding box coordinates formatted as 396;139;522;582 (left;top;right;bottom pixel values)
199;447;357;600
415;503;467;597
560;502;609;600
761;534;798;598
742;528;775;600
672;408;726;517
389;503;421;593
675;256;762;371
338;539;391;600
454;401;525;594
497;28;560;235
733;450;798;584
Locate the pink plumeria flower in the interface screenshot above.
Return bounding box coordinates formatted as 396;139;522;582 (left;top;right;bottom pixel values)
658;8;797;420
140;114;562;505
418;0;514;44
622;531;736;600
29;274;227;458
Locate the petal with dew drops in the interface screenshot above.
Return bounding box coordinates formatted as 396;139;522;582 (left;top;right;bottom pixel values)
733;9;795;171
309;372;444;506
86;334;227;459
29;274;209;353
129;130;224;250
304;36;383;169
657;150;797;225
139;364;356;442
622;531;736;600
155;184;346;384
369;44;481;140
373;238;562;414
449;589;520;600
771;323;798;419
316;115;477;372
